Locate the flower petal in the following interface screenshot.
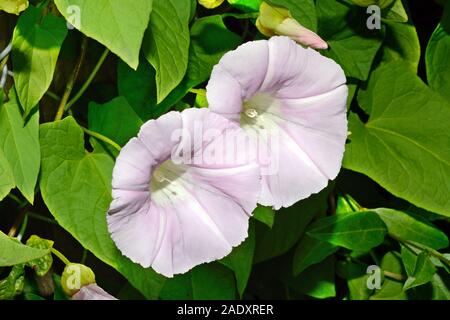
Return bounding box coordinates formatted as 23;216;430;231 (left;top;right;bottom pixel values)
72;284;117;300
138;111;183;162
216;40;269;99
275;19;328;50
108;109;260;277
260;37;346;98
206;40;269;119
258;133;328;209
111;138;154;192
207;36;347;209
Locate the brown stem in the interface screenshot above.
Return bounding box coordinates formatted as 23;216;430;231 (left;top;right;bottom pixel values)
328;191;337;215
54;36;88;121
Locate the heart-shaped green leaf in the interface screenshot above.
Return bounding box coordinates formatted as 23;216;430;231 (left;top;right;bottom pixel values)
54;0;153;69
344;62;450;217
39;117;165;299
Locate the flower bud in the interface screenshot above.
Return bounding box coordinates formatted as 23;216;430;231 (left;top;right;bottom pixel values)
350;0;394;9
61;263;96;297
198;0;225;9
0;0;28;15
256;1;328;50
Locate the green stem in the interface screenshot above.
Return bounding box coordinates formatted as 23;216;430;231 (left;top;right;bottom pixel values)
51;248;71;266
45;90;61;101
221;12;259;19
0;55;8;72
383;270;406;281
82;126;122;152
27;212;58;225
7;193;22;204
189;88;206;96
55;36;89;121
370;250;381;266
17;213;29;241
392;235;450;269
38;0;51;9
8;204;31;237
65;48;109;111
81;249;88;265
351;254;406;281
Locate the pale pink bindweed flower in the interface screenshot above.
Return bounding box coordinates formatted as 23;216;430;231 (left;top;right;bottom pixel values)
107;108;260;277
206;36;348;210
72;284;117;300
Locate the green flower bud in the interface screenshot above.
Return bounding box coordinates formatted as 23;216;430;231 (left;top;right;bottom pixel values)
0;0;29;15
256;1;328;49
198;0;225;9
61;263;96;297
257;1;290;32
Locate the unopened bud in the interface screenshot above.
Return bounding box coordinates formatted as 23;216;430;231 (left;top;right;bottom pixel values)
198;0;225;9
61;263;96;297
256;1;328;50
0;0;28;15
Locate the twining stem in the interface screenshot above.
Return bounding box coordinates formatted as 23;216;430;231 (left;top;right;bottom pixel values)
28;212;58;225
7;193;22;205
349;255;406;282
39;0;51;9
81;126;122;152
383;270;406;281
0;55;9;89
81;249;88;265
221;12;259;19
8;204;32;237
370;250;381;266
65;48;109;112
391;234;450;269
328;192;336;215
241;19;250;40
51;248;71;266
17;213;29;241
0;55;8;72
189;88;206;96
409;241;450;269
45;90;61;101
54;36;89;121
